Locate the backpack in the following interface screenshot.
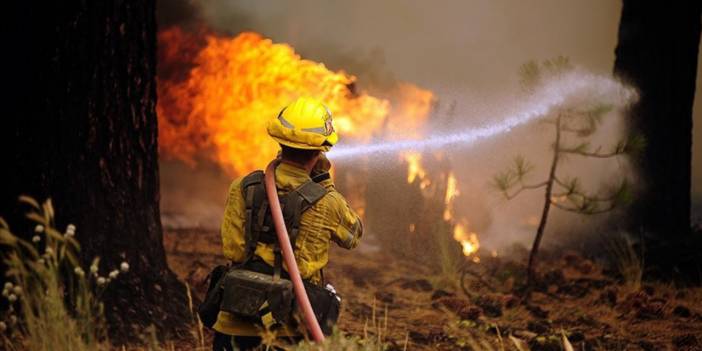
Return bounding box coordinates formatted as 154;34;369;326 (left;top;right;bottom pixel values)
198;169;340;335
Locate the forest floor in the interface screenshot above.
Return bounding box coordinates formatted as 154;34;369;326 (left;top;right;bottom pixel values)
164;228;702;351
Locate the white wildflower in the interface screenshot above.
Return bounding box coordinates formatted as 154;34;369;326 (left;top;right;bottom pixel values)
74;267;85;277
97;277;106;286
44;247;54;256
0;321;6;332
120;261;130;273
8;294;17;303
1;289;8;298
4;282;12;290
65;225;76;237
11;286;21;296
34;224;44;233
32;235;41;243
90;264;99;275
108;270;119;279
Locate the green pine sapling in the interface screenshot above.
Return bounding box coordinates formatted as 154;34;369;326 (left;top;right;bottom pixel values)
493;57;644;287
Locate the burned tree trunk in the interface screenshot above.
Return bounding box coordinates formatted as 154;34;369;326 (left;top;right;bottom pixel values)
613;1;701;280
1;0;189;340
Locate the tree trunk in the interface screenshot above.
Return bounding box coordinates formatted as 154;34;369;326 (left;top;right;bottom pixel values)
527;115;562;287
1;0;189;341
613;1;701;281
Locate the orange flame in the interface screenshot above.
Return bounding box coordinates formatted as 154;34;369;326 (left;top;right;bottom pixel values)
443;172;460;220
453;221;480;259
157;28;433;176
442;171;480;259
403;152;429;187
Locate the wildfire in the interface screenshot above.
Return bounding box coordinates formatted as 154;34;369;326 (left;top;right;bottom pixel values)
443;172;459;220
441;171;480;259
453;221;480;260
157;27;433;176
403;152;431;188
155;27;483;260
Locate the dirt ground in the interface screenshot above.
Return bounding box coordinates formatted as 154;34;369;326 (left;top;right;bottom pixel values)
164;229;702;351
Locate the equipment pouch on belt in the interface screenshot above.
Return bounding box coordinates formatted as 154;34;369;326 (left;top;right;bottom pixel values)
220;269;294;325
219;267;340;335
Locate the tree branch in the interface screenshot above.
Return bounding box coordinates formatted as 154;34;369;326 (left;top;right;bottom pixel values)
551;191;619;203
504;181;548;200
550;200;616;215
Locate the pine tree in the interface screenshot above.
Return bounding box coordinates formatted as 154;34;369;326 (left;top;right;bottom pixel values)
494;57;642;287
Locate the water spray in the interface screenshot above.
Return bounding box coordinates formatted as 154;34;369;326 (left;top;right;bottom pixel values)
328;72;634;161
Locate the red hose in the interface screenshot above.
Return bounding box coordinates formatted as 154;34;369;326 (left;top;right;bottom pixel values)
264;160;326;342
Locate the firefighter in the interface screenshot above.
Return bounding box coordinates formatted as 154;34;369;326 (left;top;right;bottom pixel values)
212;97;364;351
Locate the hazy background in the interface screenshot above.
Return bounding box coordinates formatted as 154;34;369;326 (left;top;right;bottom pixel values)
157;1;702;243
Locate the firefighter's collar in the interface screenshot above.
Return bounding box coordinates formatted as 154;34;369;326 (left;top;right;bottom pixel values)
277;161;312;180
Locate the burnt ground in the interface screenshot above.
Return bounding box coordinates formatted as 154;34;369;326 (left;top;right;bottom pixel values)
164;229;702;351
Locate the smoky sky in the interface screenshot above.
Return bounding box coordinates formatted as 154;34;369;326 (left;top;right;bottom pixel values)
157;0;702;223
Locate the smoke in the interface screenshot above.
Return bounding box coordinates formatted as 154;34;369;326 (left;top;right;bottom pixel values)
157;0;201;29
442;74;637;250
329;71;635;160
330;70;637;250
156;1;701;240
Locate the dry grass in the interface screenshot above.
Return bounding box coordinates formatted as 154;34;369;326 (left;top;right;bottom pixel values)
0;197;578;351
291;330;387;351
605;232;643;292
0;197;128;350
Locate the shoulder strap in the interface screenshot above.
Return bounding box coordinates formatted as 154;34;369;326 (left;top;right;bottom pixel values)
284;180;329;248
295;180;328;210
240;171;265;264
272;179;329;282
240;170;330;280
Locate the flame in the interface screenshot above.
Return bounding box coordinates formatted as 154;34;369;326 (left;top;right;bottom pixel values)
453;221;480;257
403;152;426;184
400;151;478;258
443;172;459;220
385;83;434;138
441;171;479;258
402;151;435;190
156;28;438;175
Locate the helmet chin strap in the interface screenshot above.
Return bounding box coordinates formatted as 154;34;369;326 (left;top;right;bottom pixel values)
264;160;325;342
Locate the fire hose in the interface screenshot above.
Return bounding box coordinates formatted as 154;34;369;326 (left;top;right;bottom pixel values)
264;160;326;342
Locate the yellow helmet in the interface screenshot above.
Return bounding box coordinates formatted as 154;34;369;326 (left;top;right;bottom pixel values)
267;97;339;151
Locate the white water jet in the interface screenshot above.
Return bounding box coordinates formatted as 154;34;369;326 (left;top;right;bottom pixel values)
328;72;635;161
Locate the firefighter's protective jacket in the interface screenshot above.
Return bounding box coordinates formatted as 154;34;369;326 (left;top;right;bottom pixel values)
213;161;363;336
